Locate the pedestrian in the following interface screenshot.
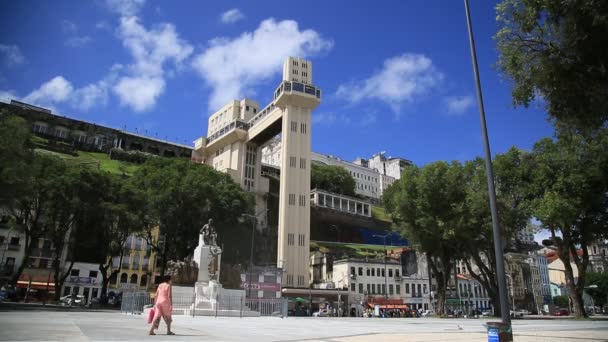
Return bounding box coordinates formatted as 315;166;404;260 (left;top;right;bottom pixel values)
149;275;175;336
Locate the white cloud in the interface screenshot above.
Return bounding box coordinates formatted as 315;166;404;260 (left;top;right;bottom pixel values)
112;16;193;111
61;20;92;47
73;83;108;111
0;44;25;67
96;21;110;30
23;76;74;105
113;76;165;112
192;18;333;110
65;36;92;47
0;90;17;103
336;53;443;113
105;0;146;16
61;20;78;34
445;95;474;115
220;9;245;24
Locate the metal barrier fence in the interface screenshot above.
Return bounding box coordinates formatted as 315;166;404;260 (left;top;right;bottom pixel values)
120;290;288;318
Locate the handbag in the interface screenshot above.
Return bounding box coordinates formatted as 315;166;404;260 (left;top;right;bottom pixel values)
147;308;156;324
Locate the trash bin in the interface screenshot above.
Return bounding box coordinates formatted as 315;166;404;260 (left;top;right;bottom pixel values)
485;322;513;342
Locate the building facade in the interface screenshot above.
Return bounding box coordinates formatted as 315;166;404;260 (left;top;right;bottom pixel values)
109;228;160;292
61;262;103;303
0;215;25;284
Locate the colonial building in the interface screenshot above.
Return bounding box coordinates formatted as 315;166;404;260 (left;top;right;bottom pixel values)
1;100;192;158
61;262;103;304
109;226;160;292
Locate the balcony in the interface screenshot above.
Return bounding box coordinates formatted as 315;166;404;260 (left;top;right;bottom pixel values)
121;263;130;270
141;264;149;272
7;244;21;251
395;276;402;281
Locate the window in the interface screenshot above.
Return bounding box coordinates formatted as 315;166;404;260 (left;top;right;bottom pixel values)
382;284;386;294
371;268;375;277
423;284;428;294
64;286;71;296
71;269;80;277
371;284;376;294
350;283;356;292
358;267;363;276
359;283;364;294
406;283;410;294
382;268;385;277
389;269;393;277
300;123;307;134
396;285;400;295
367;284;371;294
300;158;306;169
389;284;394;295
289;194;296;205
395;269;400;278
350;267;356;276
417;284;422;296
290;156;296;168
366;268;370;276
377;268;381;277
9;237;19;246
246;105;250;111
291;121;297;132
288;233;294;246
89;271;98;278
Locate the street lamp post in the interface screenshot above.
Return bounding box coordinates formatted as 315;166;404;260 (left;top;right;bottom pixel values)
241;209;268;300
464;0;512;328
373;233;391;299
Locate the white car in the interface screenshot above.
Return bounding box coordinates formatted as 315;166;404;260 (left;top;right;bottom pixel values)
421;310;435;317
313;309;329;317
510;310;527;318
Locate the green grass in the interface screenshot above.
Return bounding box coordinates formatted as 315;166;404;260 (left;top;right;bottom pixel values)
371;206;392;222
35;149;141;176
311;240;393;259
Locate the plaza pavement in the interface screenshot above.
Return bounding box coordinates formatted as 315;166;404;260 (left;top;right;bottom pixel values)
0;310;607;341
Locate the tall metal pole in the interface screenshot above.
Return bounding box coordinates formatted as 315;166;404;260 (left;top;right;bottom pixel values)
464;0;511;326
249;218;255;300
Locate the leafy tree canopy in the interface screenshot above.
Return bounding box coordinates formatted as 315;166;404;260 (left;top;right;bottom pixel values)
311;163;356;197
496;0;608;131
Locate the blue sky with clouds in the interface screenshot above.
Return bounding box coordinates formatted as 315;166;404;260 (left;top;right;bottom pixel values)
0;0;554;165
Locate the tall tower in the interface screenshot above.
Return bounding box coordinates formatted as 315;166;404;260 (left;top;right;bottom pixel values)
275;57;320;287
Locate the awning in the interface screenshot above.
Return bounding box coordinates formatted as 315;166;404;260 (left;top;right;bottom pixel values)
367;303;409;310
16;274;55;290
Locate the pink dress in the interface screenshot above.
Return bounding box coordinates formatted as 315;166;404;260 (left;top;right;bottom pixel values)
153;283;173;324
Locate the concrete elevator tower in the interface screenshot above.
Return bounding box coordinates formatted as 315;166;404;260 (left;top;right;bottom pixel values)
275;57;320;287
191;57;321;289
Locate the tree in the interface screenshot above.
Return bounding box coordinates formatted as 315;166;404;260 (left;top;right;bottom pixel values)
129;158;252;276
384;162;468;315
459;149;532;317
8;154;69;285
496;0;608;131
586;272;608;310
0;112;31;208
311;163;356;197
527;130;608;317
553;295;569;308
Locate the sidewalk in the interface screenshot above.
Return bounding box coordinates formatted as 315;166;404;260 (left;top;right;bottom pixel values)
329;330;608;342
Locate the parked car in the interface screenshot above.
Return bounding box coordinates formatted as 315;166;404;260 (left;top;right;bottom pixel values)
313;309;329;317
510;309;528;318
421;310;435;317
553;309;570;316
481;310;493;317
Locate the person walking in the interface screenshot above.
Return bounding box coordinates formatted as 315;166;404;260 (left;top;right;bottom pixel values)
149;275;175;336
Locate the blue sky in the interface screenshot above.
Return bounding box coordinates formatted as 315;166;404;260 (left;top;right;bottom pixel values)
0;0;554;165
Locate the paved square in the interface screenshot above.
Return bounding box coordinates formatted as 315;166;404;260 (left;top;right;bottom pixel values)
0;310;607;341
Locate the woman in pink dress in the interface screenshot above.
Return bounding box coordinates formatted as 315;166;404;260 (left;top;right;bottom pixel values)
149;276;174;335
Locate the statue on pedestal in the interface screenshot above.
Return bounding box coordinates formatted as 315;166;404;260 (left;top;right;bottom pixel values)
200;219;217;247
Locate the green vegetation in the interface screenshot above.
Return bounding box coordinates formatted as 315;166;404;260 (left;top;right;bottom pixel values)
311;241;391;259
311;163;356;196
371;206;391;223
496;0;608;131
35;149;141;176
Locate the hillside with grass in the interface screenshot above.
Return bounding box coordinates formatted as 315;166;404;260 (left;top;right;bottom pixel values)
32;136;141;176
